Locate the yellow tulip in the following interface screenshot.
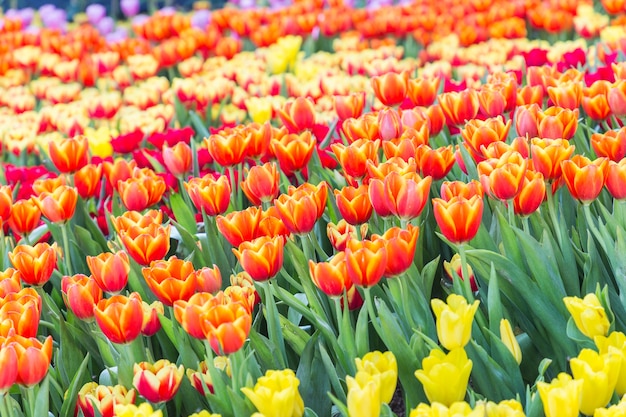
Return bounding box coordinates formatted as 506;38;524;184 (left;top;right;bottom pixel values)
240;369;304;417
563;294;610;339
188;412;222;417
346;371;382;417
409;401;474;417
570;348;621;415
431;294;480;350
355;351;398;404
595;331;626;396
594;395;626;417
474;399;526;417
537;373;583;417
245;97;274;124
414;348;472;406
84;126;116;158
500;319;522;365
114;403;163;417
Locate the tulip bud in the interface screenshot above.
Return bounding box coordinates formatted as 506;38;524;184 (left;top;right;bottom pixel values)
500;319;522;365
563;293;611;339
414;348;472;406
431;294;480;350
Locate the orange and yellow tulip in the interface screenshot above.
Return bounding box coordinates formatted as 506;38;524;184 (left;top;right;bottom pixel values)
76;383;136;417
141;301;164;337
345;238;387;287
241;162;280;206
335;184;373;226
439;180;484;201
607;160;626;200
86;251;130;294
561;155;610;204
439;89;479;126
117;169;166;212
334;92;366;120
582;80;611;121
478;154;528;202
185;174;231;216
547;82;582;110
216;207;262;247
5;334;53;387
377;107;403;141
276;96;317;133
233;236;284;282
0;268;21;298
432;195;484;244
35;185;78;223
530;138;575;182
205;131;249;167
202;301;252;355
369;172;431;221
0;185;12;226
372;224;420;277
61;274;102;321
8;242;58;287
332;139;380;181
591;128;626;162
0;345;18;394
142;257;197;306
460;116;511;162
513;170;546;216
270;130;316;175
196;265;222;294
407;76;440;107
74;164;103;199
342;114;379;143
8;198;41;238
173;292;215;340
0;288;41;338
118;224;171;266
48;134;89;173
162;142;192;178
93;292;144;345
308;252;350;298
371;71;409;107
537;106;578;140
416;145;456;181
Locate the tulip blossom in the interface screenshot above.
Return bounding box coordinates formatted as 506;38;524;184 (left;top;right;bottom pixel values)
414;348;473;406
537;373;583;417
76;383;136;417
355;351;398;404
133;360;184;403
595;331;626;396
93;293;144;344
564;293;610;339
431;294;480;350
570;348;621;415
241;369;305;417
233;236;284;282
9;242;58;287
346;371;382;417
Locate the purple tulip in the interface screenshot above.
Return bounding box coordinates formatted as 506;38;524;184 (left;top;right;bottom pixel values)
159;7;176;15
106;28;128;43
38;4;56;18
120;0;140;18
191;9;211;29
97;16;115;35
19;8;35;26
131;14;149;26
42;8;67;30
86;4;107;25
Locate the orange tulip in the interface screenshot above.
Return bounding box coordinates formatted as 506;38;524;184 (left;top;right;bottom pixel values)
61;274;102;321
74;164;103;199
461;116;511;162
241;162;280;205
48;135;89;173
8;242;58;286
141;301;163;337
582;81;612;121
163;142;192;178
196;265;222;294
608;80;626;116
0;288;41;338
185;174;231;216
86;251;130;294
76;383;136;417
202;301;252;355
118;224;171;266
35;185;78;223
547;82;582;110
32;177;66;196
0;268;21;297
117;169;166;212
516;85;544;107
371;71;409;107
602;0;626;13
133;360;184;403
216;206;262;247
382;138;418;163
8;198;41;238
537;106;578;140
4;334;53;387
112;210;163;234
438;89;479;126
233;236;284;282
416;145;456;180
561;155;610;204
369;172;431;221
270;130;316;175
342;114;379;143
187;358;230;395
514;170;546;216
530;138;575;182
276;96;317;133
0;345;18;394
345;238;387;287
439;180;484;201
591;128;626;162
0;185;12;226
334;92;366;120
432;195;484;244
142;257;197;306
335;184;373;226
308;252;350;298
327;220;364;252
366;157;418;181
244;123;272;161
224;284;258;314
515;103;541;138
377;107;403;141
477;87;506;118
174;292;214;339
372;224;420;277
274;192;320;236
407;76;440;107
607;160;626;200
332;139;380;181
93;292;144;344
205;131;249;167
478;155;528;202
103;159;137;189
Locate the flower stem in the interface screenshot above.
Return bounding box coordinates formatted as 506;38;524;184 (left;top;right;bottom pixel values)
363;287;383;340
507;199;515;227
61;222;73;276
457;244;488;331
300;234;332;326
259;280;287;368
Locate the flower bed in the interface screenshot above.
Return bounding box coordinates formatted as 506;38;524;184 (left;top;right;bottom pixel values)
2;0;626;416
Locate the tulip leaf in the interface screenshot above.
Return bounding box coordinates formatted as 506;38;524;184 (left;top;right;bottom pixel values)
355;301;370;357
57;318;86;387
73;225;103;257
466;340;517;402
190;110;210;138
75;198;109;252
486;263;503;335
33;375;50;417
318;342;347;403
420;256;440;301
59;354;90;417
485;330;526;401
296;333;333;417
279;314;310;357
249;328;284;370
169;219;204;269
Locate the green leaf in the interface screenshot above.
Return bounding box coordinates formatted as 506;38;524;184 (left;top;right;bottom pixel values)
33;375;50;417
57;319;85;387
169;192;198;235
279;314;310;357
465;341;516;402
296;333;333;417
73;225;102;257
249;328;284;370
59;354;91;417
190;110;211;138
487;264;503;336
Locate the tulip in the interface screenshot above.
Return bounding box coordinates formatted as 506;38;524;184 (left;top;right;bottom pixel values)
276;97;317;133
8;198;41;238
61;274;102;321
369;172;431;222
439;89;479;126
114;403;163;417
371;225;420;277
547;82;582;110
270;131;316;175
141;301;163;337
345;238;387;287
513;170;546;216
408;402;474;417
118;224;171;266
205;131;249;167
76;383;136;417
342;114;380;143
500;319;523;365
35;185;78;223
4;334;53;387
431;294;480;350
416;145;456;181
0;185;12;226
414;348;472;406
241;369;305;417
0;288;41;338
407;76;440;107
591;129;626;162
0;268;21;297
608;161;626;200
564;293;610;339
331;139;380;181
537;373;583;417
117;170;166;212
202;301;252;355
233;236;284;282
185;174;231;217
346;371;382;417
570;348;621;415
93;292;144;345
530;138;575;182
9;242;58;286
308;252;349;298
473;399;526;417
334;92;366;120
112;210;163;234
133;360;184;403
378;107;403;141
74;164;103;199
460;116;511;162
371;71;409;107
609;80;626;116
582;81;612;121
334;184;372;226
596;331;626;396
241;162;280;205
355;351;398;404
86;251;130;294
515;103;541;138
187;357;230;395
561;156;610;204
142;257;197;306
432;195;484;244
216;207;262;247
477;87;507;118
537;106;578;140
48;134;89;173
196;265;222;294
440;180;484;201
443;253;477;291
103;159;137;189
259;206;291;239
595;400;626;417
174;293;215;340
162;142;192;178
0;345;18;394
478;158;528;202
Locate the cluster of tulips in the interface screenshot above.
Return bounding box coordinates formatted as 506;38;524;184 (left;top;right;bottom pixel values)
4;0;626;416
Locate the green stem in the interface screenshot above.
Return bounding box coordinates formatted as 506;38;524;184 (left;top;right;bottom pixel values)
259;280;287;368
90;322;119;368
507;199;515;228
457;244;488;331
363;287;383;340
61;222;73;276
300;235;333;328
116;337;145;389
228;165;239;211
615;199;626;231
521;216;530;235
334;297;357;374
545;184;563;246
0;227;5;270
22;385;36;417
